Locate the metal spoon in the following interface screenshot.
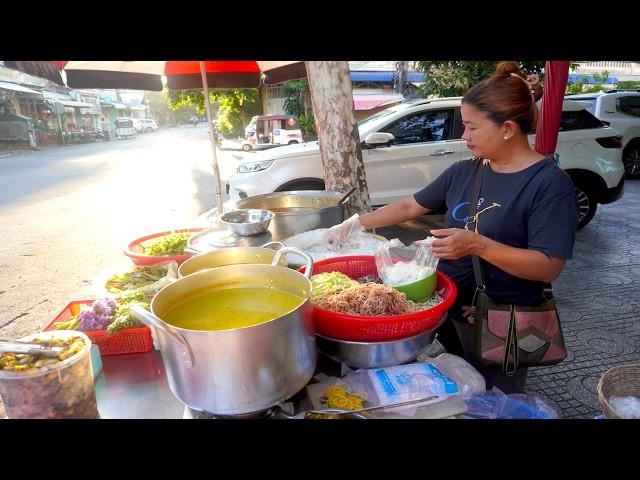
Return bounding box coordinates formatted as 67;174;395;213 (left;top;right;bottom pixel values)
0;339;64;357
304;394;441;419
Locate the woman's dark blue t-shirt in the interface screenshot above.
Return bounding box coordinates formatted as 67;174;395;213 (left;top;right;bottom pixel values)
413;157;579;306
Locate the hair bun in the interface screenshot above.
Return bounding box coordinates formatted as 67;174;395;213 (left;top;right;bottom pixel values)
494;61;522;79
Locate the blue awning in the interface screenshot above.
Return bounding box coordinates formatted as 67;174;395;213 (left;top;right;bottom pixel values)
568;74;619;85
350;71;424;82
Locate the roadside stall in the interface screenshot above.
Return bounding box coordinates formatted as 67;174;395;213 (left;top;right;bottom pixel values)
0;188;566;420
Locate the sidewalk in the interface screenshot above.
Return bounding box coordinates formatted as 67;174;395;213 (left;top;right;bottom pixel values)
377;180;640;419
0;143;63;158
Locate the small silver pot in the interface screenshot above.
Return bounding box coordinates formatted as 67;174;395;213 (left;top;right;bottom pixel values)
315;329;436;369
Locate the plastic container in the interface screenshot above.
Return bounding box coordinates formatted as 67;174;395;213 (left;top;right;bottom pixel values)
123;228;204;266
298;256;457;342
392;270;437;302
43;300;153;356
0;330;99;419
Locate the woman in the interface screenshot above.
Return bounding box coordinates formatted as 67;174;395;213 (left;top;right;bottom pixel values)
323;62;579;393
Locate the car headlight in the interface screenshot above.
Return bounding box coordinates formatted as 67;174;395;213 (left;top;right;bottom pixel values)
237;159;275;173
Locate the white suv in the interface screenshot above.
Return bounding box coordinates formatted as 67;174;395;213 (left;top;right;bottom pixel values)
228;98;625;229
566;91;640;178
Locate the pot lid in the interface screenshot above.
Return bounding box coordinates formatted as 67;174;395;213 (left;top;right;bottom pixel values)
188;227;273;253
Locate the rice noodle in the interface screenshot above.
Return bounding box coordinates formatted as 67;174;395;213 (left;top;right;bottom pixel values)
314;283;412;316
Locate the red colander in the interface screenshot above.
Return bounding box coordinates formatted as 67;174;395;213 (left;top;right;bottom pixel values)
298;255;457;342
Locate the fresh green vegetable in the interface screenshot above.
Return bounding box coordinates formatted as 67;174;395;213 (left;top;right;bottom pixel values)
310;272;359;302
143;232;192;256
106;291;149;335
105;267;167;294
54;315;80;330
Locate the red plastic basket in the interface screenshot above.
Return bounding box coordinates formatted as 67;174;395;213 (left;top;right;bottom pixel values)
123;227;204;266
42;300;153;356
299;255;457;342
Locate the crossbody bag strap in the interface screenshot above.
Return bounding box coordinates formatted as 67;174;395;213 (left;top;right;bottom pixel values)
469;158;486;291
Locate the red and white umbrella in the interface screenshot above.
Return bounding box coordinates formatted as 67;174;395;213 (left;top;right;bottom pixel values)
6;60;307;214
46;61;306;91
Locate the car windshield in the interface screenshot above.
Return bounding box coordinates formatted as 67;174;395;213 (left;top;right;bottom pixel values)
356;104;414;131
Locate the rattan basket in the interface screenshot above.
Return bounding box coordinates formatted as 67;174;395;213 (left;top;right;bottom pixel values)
597;363;640;419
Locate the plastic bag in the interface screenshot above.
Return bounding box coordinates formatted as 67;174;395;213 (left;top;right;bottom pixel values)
461;387;560;419
306;360;463;418
375;238;439;287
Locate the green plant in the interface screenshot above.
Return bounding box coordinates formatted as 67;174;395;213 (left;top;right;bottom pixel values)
566;70;610;94
282;80;309;118
616;80;640;90
298;114;316;137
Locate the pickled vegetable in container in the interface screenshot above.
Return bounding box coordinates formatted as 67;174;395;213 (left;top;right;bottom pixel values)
0;331;99;419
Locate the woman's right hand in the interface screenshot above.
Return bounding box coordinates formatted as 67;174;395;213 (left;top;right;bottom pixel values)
323;214;363;251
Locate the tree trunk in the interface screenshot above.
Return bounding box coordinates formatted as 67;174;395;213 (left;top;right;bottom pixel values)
305;61;371;216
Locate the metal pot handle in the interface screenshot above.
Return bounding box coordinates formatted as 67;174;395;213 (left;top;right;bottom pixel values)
260;241;285;250
271;247;314;279
130;305;196;368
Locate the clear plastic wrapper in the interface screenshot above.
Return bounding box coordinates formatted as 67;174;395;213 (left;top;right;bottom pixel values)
375;238;439;287
305;352;485;418
608;396;640;419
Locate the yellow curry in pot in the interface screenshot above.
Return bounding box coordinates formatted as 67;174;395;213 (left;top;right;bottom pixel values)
161;287;304;331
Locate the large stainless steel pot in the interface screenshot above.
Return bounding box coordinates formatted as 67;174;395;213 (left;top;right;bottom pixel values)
131;247;316;416
234;190;346;240
178;241;286;277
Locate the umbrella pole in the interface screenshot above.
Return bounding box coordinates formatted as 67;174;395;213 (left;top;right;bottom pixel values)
200;61;224;217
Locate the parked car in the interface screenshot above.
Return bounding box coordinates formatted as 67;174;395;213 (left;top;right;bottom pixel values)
140;119;158;132
228;97;625;230
566;90;640;179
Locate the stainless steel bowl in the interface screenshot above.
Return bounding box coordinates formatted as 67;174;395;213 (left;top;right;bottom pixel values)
315;329;436;369
220;209;274;236
234;191;346;240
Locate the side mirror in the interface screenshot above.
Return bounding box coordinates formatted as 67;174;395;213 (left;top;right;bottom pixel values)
364;132;395;147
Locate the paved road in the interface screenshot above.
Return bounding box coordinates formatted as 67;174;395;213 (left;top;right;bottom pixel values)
0;126;244;341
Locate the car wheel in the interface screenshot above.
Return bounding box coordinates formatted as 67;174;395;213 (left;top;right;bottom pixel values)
623;144;640;179
288;140;299;145
242;144;252;152
277;180;325;192
574;185;597;230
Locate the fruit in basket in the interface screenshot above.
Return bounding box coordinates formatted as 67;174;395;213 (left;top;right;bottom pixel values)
143;232;192;256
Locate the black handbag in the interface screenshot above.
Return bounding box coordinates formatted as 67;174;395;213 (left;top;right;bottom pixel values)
468;160;568;375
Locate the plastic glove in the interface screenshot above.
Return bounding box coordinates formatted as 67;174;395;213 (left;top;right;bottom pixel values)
323;214;364;251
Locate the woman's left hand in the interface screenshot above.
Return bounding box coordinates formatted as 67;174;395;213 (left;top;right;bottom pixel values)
430;228;482;260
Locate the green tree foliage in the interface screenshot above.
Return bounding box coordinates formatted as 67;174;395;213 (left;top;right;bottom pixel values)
165;88;261;135
616;80;640;89
282;80;308;118
414;61;578;98
565;70;610;94
281;79;316;137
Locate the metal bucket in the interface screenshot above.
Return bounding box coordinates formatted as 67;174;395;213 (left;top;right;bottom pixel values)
235;190;346;240
131;248;317;416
